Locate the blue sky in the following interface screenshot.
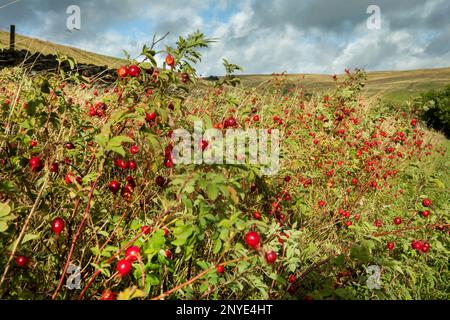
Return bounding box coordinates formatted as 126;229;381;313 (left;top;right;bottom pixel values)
1;0;450;75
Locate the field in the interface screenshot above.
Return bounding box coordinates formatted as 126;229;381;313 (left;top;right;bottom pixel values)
0;31;449;300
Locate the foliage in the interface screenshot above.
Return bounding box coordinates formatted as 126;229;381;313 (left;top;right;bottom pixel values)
416;85;450;138
0;31;449;300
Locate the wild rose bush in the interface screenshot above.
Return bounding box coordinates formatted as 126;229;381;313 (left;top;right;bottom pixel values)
0;32;449;300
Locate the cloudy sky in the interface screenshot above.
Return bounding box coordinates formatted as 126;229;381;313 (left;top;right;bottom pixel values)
0;0;449;75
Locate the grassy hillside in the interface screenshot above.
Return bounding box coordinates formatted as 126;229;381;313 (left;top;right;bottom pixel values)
0;30;126;68
240;67;450;104
1;30;449;104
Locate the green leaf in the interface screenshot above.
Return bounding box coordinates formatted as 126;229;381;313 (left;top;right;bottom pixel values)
0;221;8;232
117;286;148;300
26;100;41;116
22;233;41;244
213;238;222;254
334;288;355;299
107;136;134;148
206;184;219;201
172;226;194;246
105;135;134;157
0;202;11;217
332;254;345;266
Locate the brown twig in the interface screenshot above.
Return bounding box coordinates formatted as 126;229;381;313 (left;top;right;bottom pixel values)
0;173;49;288
373;223;450;237
149;257;243;300
52;172;102;299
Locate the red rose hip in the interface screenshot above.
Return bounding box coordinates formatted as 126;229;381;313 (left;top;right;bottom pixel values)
51;217;65;235
265;251;277;264
117;259;132;277
245;231;261;249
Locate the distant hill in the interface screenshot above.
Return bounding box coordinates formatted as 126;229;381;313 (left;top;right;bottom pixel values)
239;67;450;104
0;30;126;68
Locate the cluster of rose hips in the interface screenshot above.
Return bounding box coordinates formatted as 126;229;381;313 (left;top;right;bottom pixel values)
117;65;141;79
411;240;431;253
116;245;141;277
88;101;107;118
244;231;278;265
222;116;237;129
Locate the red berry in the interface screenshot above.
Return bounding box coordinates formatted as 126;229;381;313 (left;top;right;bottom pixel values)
117;66;129;78
284;175;291;183
318;200;325;207
146;112;157;122
117;259;132;277
411;240;423;251
51;217;65;235
288;285;297;295
245;231;261;249
15;255;29;267
30;140;37;147
265;250;277;264
351;178;358;185
288;275;296;283
49;162;59;173
125;246;140;262
393;217;402;225
226;117;237;128
165;158;173;168
115;159;128;170
108;180;120;194
253;211;261;220
165;249;172;259
29;156;43;172
181;73;190;83
130;145;139;155
125;176;136;189
128;65;141;77
216;265;225;274
421;210;430;218
89;107;97;117
163;228;170;237
374;219;382;228
422;198;432;207
253;115;260;122
100;289;116;300
128;160;137;170
165;54;175;68
387;242;395;251
65;142;75;150
141;225;151;235
65;172;75;184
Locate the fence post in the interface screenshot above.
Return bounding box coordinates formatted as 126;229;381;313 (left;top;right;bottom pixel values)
10;25;15;51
